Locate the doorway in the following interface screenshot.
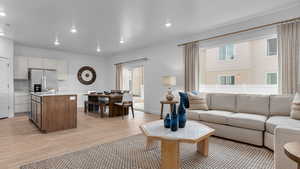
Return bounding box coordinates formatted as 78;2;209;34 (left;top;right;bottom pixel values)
123;66;144;111
0;58;9;118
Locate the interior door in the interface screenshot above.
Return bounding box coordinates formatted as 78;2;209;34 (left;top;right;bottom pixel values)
0;58;9;118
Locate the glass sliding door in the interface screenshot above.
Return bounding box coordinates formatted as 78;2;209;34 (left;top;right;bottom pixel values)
123;66;144;111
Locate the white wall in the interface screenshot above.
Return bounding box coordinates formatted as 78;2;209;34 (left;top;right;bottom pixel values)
14;44;107;107
105;4;300;114
0;37;14;117
106;43;184;114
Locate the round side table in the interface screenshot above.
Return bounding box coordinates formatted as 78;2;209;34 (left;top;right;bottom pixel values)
160;100;179;119
284;142;300;169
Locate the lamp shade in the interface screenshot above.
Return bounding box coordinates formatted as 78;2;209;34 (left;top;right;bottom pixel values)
162;76;176;87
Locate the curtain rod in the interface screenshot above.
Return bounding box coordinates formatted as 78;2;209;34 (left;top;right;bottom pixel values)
178;17;300;47
114;57;148;65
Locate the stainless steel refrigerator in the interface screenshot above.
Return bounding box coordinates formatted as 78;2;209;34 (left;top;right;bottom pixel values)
29;68;58;92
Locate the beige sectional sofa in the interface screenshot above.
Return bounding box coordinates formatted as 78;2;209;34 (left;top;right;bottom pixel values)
187;93;300;169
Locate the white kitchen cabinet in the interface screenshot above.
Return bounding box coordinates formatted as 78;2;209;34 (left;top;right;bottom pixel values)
14;92;30;113
28;56;43;69
14;56;29;79
56;60;68;81
43;58;57;70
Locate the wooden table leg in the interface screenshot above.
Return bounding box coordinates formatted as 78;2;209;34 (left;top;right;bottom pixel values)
160;103;164;119
197;138;209;157
298;163;300;169
161;139;180;169
99;104;104;118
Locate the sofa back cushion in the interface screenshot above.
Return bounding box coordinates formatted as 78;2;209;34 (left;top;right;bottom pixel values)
291;93;300;120
210;93;236;112
270;95;293;116
237;94;270;116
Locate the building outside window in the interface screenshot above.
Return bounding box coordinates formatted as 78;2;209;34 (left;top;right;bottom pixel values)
198;35;278;94
218;44;235;60
218;75;235;85
267;38;277;56
266;72;278;85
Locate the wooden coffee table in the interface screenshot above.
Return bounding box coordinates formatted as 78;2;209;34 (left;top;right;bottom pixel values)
140;120;215;169
284;142;300;169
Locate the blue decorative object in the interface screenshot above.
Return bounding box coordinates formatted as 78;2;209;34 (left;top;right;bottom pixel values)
170;104;178;132
191;90;200;95
164;113;171;128
179;92;189;108
178;103;187;128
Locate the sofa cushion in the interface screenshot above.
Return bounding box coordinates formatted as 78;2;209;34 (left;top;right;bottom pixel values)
186;109;208;120
187;92;208;110
228;113;267;131
270;95;293;116
236;94;270;116
266;116;300;134
291;93;300;120
199;110;234;125
210;93;236;112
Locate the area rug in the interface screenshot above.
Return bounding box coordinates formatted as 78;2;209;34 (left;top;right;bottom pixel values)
20;134;273;169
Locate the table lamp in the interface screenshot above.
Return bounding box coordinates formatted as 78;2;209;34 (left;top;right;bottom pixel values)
161;75;176;101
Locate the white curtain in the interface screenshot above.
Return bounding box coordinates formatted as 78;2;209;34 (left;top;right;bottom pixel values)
115;64;123;90
278;21;300;94
184;42;200;92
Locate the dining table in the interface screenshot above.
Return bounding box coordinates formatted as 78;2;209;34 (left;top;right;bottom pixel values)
84;93;127;117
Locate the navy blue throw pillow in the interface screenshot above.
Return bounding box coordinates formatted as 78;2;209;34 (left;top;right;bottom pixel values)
179;92;189;108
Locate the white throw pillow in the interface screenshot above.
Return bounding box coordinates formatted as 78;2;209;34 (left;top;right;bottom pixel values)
187;92;208;110
291;93;300;120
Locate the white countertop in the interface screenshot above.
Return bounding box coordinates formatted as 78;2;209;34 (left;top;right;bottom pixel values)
31;91;77;97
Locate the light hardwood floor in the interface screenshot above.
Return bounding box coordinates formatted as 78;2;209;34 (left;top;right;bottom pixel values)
0;109;159;169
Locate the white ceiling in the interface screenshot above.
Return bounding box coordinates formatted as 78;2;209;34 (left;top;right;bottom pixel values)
0;0;298;56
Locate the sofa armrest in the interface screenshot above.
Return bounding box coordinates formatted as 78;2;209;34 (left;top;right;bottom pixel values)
274;126;300;169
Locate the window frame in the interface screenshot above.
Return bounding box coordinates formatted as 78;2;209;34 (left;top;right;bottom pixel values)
265;72;278;85
217;75;236;85
218;44;236;61
266;38;278;56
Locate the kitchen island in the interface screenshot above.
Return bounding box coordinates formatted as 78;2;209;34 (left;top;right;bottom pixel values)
30;92;77;133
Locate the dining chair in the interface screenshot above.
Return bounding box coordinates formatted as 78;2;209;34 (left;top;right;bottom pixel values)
114;93;134;119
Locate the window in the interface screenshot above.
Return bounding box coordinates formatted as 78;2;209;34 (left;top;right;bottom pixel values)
267;38;277;56
266;72;277;85
199;35;279;94
218;44;235;60
218;75;235;85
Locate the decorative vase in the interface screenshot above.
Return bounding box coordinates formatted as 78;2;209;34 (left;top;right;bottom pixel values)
166;90;174;101
164;113;171;128
170;104;178;132
178;103;187;128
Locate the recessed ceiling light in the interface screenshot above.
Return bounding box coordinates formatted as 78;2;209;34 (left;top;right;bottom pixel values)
70;26;77;34
54;39;60;46
97;47;101;53
165;22;172;28
0;32;5;36
120;38;125;44
0;12;6;17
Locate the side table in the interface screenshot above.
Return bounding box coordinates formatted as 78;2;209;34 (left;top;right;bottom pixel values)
160;100;179;119
284;142;300;169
